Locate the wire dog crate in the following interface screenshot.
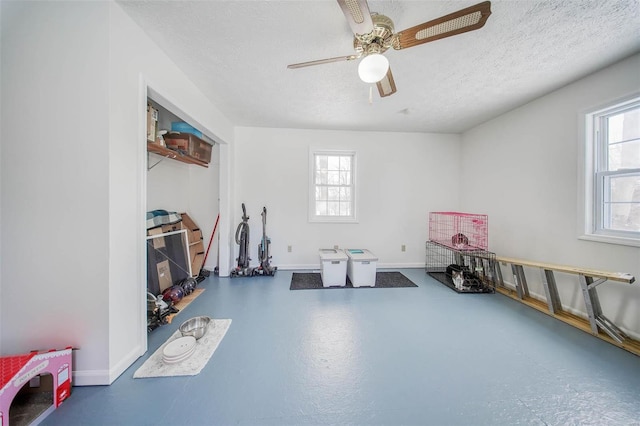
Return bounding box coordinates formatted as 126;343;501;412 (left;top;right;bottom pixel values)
429;212;488;251
425;241;495;293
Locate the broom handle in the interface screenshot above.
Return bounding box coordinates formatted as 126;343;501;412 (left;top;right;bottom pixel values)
203;213;220;266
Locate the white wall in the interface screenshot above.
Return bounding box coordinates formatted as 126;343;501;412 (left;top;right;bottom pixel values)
188;143;222;270
0;0;233;385
1;0;111;372
233;127;461;270
0;1;3;351
460;53;640;337
105;2;232;384
146;159;191;212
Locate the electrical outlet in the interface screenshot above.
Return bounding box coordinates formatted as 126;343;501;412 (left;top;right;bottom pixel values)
401;244;406;252
287;245;292;252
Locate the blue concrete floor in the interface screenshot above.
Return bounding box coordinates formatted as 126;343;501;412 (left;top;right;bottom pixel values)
44;269;640;425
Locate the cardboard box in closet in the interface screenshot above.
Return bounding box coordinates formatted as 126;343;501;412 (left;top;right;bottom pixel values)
156;260;173;292
146;227;190;294
164;133;212;163
180;213;205;276
147;102;158;142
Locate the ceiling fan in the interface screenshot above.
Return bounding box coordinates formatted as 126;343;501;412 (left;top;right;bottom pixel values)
287;0;492;98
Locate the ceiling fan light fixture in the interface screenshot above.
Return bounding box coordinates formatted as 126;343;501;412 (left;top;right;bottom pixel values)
358;53;389;83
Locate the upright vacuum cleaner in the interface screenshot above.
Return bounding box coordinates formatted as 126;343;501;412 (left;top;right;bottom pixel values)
253;206;277;276
230;203;253;277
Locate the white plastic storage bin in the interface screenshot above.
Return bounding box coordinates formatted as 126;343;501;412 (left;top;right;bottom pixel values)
319;249;348;287
346;249;378;287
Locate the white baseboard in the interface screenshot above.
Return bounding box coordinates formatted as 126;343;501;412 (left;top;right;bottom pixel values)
73;344;144;386
378;263;425;269
72;369;111;386
276;263;426;271
276;264;320;271
109;344;145;383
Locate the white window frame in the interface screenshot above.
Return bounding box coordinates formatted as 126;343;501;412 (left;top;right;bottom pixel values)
308;149;357;223
579;93;640;247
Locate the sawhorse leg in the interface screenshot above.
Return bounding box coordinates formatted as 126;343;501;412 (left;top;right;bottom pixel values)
578;275;627;343
541;269;562;314
494;261;504;287
485;258;497;288
511;264;529;299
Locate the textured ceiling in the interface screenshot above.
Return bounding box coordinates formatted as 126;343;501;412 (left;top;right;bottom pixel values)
117;0;640;134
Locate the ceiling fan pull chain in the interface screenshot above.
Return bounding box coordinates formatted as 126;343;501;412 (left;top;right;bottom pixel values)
369;85;373;105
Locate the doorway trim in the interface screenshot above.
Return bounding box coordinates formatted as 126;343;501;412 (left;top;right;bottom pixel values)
137;74;231;358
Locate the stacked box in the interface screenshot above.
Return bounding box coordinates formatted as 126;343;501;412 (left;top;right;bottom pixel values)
164;133;212;163
146;229;190;295
181;213;205;276
147;102;158;142
171;121;203;138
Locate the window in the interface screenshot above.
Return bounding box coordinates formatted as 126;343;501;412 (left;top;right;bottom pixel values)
309;150;356;223
582;95;640;246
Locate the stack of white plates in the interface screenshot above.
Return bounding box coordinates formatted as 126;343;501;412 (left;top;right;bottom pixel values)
162;336;196;364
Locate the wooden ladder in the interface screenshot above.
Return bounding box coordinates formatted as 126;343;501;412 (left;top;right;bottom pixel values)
493;256;639;356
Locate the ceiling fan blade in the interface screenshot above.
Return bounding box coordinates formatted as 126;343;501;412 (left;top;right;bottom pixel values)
396;1;492;49
287;55;359;69
376;67;397;97
337;0;374;36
